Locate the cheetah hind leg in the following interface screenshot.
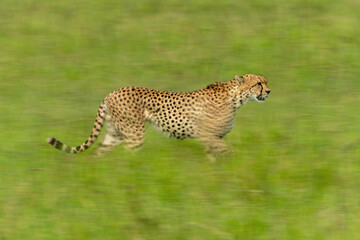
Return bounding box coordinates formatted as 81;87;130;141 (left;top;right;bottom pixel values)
96;114;146;155
95;119;123;156
122;122;146;151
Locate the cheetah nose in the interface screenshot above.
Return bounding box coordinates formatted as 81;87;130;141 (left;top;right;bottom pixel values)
266;90;271;94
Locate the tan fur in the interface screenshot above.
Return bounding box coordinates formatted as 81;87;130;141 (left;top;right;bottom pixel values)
47;74;270;158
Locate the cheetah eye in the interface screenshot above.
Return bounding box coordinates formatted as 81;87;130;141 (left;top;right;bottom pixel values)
257;82;262;86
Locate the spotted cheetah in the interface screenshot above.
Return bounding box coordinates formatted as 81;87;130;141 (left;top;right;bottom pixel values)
47;74;270;159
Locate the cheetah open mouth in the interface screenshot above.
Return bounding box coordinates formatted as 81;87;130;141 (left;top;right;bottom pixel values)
255;95;266;103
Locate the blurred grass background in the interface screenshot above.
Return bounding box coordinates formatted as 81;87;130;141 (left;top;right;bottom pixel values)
1;0;360;239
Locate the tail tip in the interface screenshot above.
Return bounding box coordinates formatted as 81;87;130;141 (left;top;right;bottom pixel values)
47;137;56;145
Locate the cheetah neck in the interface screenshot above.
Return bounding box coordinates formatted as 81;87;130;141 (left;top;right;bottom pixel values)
231;88;252;109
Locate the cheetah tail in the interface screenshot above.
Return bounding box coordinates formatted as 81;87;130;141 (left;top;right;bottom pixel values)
47;101;106;154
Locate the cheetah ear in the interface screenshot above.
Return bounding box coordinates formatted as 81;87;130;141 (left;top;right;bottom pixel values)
234;75;245;84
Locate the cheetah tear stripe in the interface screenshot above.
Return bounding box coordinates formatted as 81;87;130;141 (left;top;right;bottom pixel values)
47;102;106;154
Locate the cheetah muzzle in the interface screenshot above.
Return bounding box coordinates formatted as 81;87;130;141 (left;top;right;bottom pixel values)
47;74;270;160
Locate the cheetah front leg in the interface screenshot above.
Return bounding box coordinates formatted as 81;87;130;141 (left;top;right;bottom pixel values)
198;136;229;162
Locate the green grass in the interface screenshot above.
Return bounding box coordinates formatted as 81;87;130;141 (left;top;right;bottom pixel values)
1;0;360;239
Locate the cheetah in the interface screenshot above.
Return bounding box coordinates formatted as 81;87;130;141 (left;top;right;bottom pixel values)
47;74;270;159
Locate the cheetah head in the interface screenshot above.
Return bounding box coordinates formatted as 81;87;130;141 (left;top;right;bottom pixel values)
235;74;271;103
